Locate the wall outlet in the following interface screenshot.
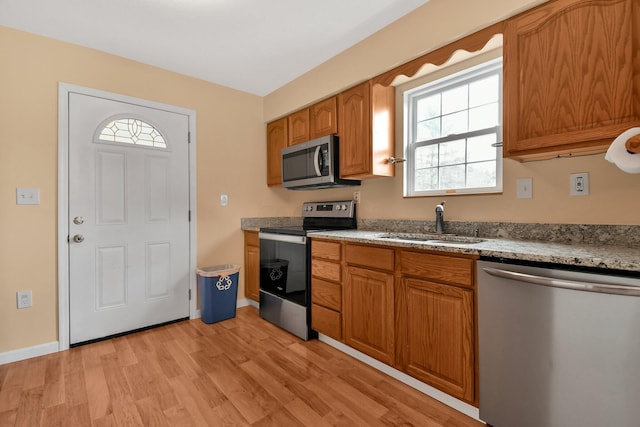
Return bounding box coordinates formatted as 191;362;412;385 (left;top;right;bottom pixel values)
17;290;32;309
570;173;589;196
353;191;361;204
220;193;228;206
516;178;533;199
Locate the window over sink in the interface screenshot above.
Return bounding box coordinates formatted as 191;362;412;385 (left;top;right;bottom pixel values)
402;56;503;197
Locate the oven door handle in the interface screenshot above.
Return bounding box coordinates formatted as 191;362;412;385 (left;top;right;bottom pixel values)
259;232;307;245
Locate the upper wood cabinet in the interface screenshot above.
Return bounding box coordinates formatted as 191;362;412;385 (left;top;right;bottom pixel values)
288;109;310;146
310;97;338;139
503;0;640;160
266;117;287;186
338;81;395;179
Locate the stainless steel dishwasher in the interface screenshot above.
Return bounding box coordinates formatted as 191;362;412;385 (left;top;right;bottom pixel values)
477;259;640;427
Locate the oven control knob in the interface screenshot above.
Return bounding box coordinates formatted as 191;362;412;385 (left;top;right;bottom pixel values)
341;204;347;211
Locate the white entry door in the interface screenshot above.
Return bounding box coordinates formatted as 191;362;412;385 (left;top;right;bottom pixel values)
68;92;190;344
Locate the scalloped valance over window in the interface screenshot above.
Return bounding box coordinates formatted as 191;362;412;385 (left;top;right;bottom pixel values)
371;22;505;87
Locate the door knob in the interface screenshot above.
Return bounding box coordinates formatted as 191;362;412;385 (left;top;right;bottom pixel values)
73;216;84;225
73;234;85;243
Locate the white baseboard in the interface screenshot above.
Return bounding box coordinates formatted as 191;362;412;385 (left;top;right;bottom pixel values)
0;341;59;365
3;301;257;365
238;298;259;308
318;334;481;422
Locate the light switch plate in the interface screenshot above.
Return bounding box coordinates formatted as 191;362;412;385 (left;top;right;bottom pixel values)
516;178;533;199
16;188;40;205
220;194;228;206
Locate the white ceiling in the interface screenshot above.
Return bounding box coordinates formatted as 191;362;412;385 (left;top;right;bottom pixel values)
0;0;428;96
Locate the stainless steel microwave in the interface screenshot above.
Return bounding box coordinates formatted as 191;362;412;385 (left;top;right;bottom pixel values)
281;134;361;190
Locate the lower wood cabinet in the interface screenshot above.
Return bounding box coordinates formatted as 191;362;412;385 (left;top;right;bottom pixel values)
397;277;475;402
311;239;343;340
344;265;395;366
243;231;259;302
311;238;477;404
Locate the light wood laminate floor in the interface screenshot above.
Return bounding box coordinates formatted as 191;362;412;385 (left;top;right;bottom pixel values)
0;306;482;426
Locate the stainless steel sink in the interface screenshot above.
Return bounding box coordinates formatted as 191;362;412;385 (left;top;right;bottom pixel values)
427;236;486;244
378;232;485;244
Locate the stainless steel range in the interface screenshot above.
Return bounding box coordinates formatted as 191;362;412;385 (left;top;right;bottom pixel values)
258;200;356;340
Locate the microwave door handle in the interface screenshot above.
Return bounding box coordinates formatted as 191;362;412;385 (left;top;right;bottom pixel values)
313;146;322;176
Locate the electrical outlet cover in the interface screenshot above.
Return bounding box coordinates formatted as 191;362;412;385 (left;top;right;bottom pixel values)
516;178;533;199
570;173;589;196
17;290;32;309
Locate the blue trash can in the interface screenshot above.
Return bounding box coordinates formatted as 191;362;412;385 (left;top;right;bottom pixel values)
197;264;240;324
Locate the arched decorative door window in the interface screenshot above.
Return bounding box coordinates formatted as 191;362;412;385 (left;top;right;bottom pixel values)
94;115;168;149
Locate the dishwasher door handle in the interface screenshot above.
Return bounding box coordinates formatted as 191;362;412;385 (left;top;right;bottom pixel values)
482;267;640;297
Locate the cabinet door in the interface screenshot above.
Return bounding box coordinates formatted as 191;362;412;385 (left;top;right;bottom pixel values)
398;277;474;402
288;109;310;145
266;118;287;186
338;81;371;178
344;266;394;365
338;81;395;178
312;303;341;340
243;232;259;302
310;97;338;139
504;0;640;160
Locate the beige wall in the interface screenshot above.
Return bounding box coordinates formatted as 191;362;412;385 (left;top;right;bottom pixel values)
3;0;640;356
0;26;297;354
264;0;640;225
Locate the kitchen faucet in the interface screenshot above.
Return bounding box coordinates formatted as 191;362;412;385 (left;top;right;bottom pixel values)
435;201;445;234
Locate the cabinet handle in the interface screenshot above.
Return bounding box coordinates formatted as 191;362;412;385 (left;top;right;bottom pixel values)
388;157;406;164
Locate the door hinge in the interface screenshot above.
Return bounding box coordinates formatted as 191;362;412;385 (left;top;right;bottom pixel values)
67;235;70;243
188;132;191;144
188;210;191;222
189;289;192;300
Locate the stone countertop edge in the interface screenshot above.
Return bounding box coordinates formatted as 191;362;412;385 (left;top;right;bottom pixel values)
240;217;640;272
307;230;640;273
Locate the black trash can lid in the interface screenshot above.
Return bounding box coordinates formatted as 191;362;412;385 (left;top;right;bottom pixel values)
197;264;240;277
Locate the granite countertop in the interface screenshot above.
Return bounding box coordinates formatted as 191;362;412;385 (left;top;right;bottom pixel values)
307;230;640;273
241;217;640;273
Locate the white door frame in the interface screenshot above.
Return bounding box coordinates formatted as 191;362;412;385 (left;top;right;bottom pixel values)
57;83;198;351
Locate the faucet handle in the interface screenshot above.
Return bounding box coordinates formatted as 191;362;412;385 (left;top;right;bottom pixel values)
436;201;445;212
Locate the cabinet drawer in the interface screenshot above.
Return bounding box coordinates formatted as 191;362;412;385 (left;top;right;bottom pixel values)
312;259;341;282
312;239;341;261
399;251;473;287
345;244;394;271
312;278;341;311
312;304;341;340
244;230;259;246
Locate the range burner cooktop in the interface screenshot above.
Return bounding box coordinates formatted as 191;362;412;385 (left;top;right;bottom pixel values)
260;200;357;235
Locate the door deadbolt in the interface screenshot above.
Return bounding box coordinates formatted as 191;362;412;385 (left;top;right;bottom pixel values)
73;216;84;225
73;234;85;243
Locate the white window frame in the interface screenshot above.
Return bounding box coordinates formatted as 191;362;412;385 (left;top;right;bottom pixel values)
403;57;503;197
